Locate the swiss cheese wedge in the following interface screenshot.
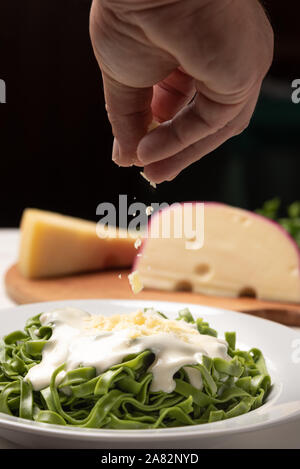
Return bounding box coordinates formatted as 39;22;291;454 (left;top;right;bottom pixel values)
19;209;139;279
135;202;300;303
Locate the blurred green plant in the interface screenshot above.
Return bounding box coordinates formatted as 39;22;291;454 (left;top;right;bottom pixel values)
256;198;300;247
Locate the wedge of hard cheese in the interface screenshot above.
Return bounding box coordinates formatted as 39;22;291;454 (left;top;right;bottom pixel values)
135;202;300;303
19;209;139;279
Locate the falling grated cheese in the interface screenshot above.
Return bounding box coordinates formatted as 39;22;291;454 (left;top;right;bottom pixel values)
147;120;160;133
134;238;142;250
128;270;144;294
140;171;157;189
146;206;154;216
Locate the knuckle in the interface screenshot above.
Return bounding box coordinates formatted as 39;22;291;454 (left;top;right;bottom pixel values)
170;120;186;148
193;99;233;133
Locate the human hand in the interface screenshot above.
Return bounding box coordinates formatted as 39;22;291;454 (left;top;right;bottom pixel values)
90;0;273;183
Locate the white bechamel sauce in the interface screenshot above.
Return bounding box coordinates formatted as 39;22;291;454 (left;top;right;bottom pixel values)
26;308;230;393
183;367;203;390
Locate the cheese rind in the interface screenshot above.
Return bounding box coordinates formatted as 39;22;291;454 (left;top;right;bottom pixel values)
135;202;300;303
19;209;139;279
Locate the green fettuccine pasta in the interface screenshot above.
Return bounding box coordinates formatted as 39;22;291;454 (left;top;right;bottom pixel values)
0;310;271;429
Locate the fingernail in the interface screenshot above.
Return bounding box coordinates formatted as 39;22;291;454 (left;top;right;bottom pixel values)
112;139;120;163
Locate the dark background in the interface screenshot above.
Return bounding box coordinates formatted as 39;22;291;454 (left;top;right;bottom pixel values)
0;0;299;227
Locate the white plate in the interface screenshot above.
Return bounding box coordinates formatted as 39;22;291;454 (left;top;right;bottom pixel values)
0;299;299;449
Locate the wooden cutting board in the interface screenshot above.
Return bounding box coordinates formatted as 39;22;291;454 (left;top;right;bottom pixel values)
5;264;300;327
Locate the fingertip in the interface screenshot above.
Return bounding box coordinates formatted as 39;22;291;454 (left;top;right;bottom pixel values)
136;135;151;165
137;125;164;164
143;162;177;184
133;160;144;168
112;139;136;167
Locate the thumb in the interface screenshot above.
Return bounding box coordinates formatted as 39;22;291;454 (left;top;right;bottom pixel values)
102;72;153;167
